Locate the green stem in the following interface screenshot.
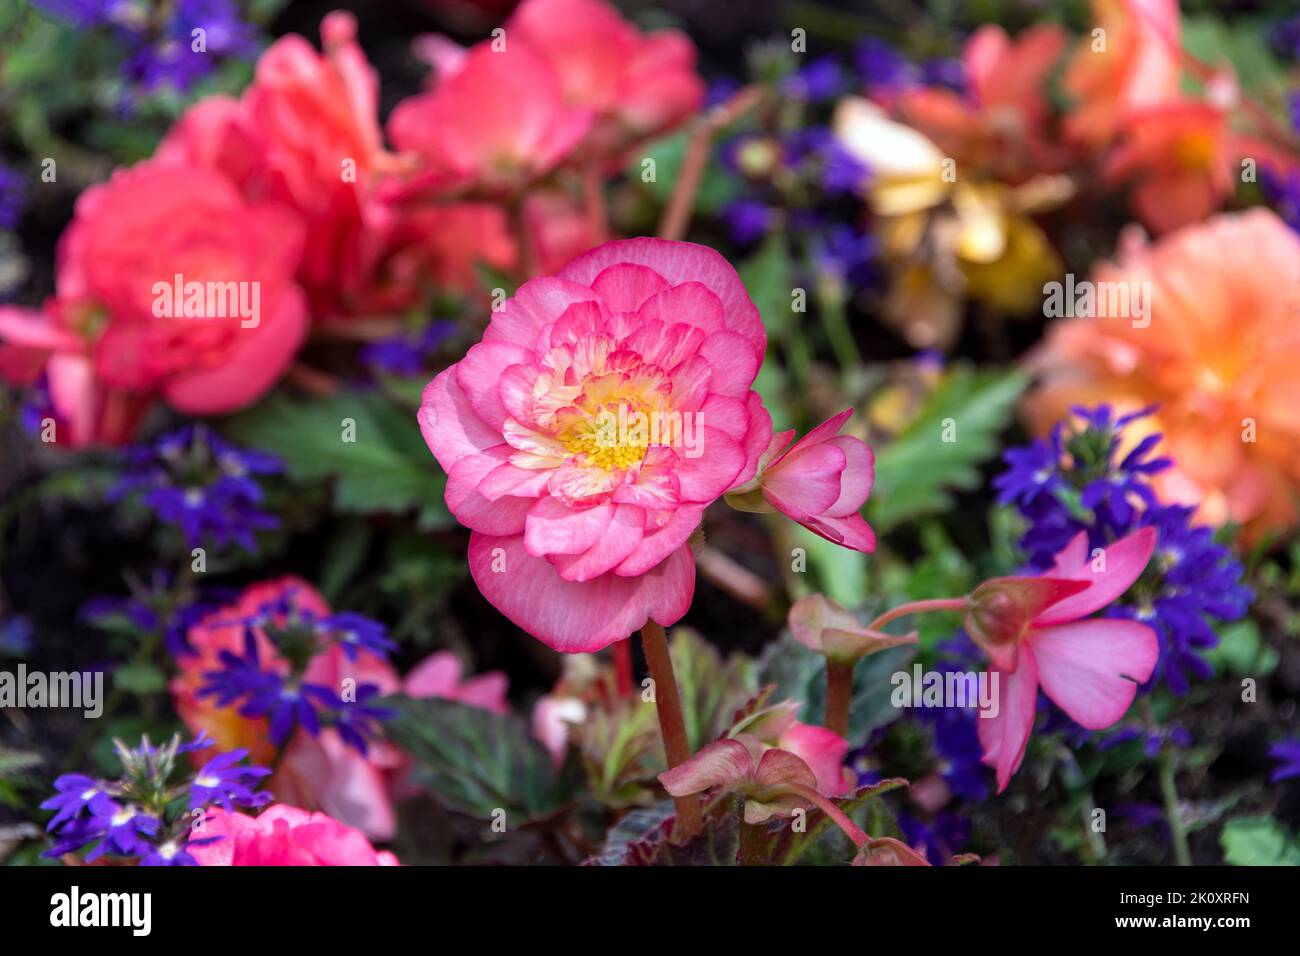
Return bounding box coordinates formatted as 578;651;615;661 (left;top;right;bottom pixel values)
1144;700;1191;866
642;621;702;841
816;283;862;374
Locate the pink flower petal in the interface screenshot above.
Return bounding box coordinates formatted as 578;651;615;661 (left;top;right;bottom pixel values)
524;497;615;557
551;503;646;582
419;367;502;473
1035;527;1157;626
468;533;694;652
1031;618;1158;729
659;739;754;796
976;649;1040;794
589;262;669;312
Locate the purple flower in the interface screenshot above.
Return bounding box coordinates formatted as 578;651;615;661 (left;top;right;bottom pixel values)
0;164;26;231
811;224;877;287
40;775;116;831
781;57;845;102
320;612;397;661
362;321;456;377
720;199;774;245
190;749;271;811
83;803;159;861
854;38;919;89
112;424;282;553
1269;740;1300;783
897;810;972;866
1261;164;1300;234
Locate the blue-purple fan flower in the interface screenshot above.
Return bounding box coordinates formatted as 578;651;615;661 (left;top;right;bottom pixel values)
196;592;394;753
112;424;282;553
362;321;456;377
42;733;269;866
0;164;26;231
32;0;259;106
1269;739;1300;783
995;404;1252;693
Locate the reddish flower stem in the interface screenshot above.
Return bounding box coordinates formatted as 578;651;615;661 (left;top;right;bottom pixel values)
582;163;608;244
612;638;633;699
867;597;969;632
641;621;702;840
657;85;765;241
824;660;853;738
784;783;868;849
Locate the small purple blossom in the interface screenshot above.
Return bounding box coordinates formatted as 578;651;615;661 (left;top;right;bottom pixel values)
112;424;282;553
1268;740;1300;783
190;749;271;811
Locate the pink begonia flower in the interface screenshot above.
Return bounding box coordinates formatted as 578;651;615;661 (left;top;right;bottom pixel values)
729;409;877;553
505;0;703;155
0;162;307;447
967;527;1160;792
420;237;787;652
729;699;851;797
659;736;823;824
190;805;399;866
159;13;501;319
387;40;594;195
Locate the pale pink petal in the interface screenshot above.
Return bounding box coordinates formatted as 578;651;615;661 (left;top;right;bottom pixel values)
762;441;847;521
799;512;877;553
1031;618;1158;729
1035;527;1157;626
551;503;645;582
613;503;704;576
445;448;533;535
468;534;695;652
402;651;462;698
632;281;725;338
698;330;760;398
484;276;601;350
524;497;614;556
671;427;745;502
777;723;850;796
823;436;874;516
976;650;1040;794
455;341;534;430
659;739;754;796
561;238;765;355
454;673;510;713
418;367;501;473
753;748;819;792
589;262;669;312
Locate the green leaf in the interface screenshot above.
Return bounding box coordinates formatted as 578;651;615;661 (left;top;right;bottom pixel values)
318;519;374;603
868;365;1027;532
224;389;450;528
668;628;757;752
1221;816;1300;866
113;663;167;696
381;695;572;823
1181;16;1288;100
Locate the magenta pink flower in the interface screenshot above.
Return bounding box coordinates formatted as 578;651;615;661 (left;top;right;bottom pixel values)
730;409;877;553
967;527;1160;792
190;804;399;866
420;238;783;652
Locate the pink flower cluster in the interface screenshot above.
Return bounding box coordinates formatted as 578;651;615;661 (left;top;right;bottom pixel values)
0;0;704;448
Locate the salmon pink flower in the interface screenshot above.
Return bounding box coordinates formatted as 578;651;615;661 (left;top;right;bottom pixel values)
1025;209;1300;540
388;40;594;195
1064;0;1182;148
967;527;1159;792
419;238;781;652
729;409;877;553
0;161;307;447
505;0;703;156
729;698;852;797
189;804;399;866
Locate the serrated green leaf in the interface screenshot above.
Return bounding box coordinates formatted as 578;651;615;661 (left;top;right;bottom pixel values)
668;628;757;752
381;695;572;823
224;389;449;528
869;365;1027;532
